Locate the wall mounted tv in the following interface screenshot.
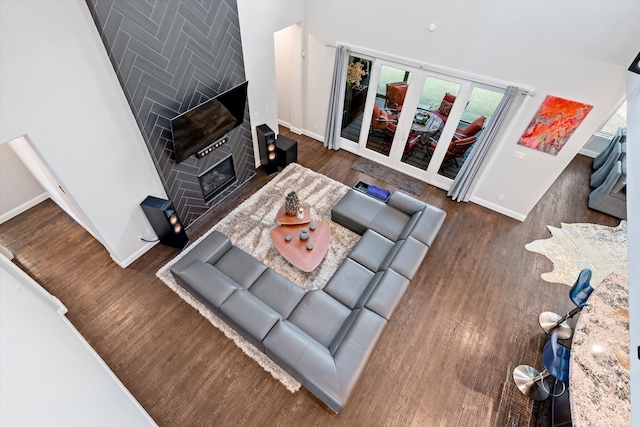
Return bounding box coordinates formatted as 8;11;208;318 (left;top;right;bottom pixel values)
171;81;248;164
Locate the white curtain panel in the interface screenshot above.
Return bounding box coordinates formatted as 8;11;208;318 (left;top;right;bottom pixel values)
448;86;523;202
324;45;350;150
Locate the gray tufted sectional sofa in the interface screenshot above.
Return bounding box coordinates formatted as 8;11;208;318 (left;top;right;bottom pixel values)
170;188;446;413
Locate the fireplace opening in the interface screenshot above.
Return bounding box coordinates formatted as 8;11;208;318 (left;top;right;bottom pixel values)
198;154;237;203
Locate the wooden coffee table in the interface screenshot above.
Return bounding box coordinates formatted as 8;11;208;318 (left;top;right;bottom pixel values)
274;204;311;225
270;222;331;272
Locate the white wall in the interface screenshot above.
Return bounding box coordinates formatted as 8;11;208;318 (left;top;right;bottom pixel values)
0;254;156;426
274;23;304;135
275;27;293;127
0;0;168;267
301;0;639;219
237;0;305;166
0;142;47;223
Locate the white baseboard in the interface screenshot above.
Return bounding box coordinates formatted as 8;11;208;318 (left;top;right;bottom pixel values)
301;129;324;143
111;240;158;269
0;193;49;224
289;126;303;135
277;121;304;136
470;196;527;221
277;119;291;129
274;121;325;144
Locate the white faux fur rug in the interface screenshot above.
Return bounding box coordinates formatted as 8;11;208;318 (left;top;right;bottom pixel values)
525;221;628;287
156;163;360;392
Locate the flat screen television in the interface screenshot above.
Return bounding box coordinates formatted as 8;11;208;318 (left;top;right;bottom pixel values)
171;81;248;164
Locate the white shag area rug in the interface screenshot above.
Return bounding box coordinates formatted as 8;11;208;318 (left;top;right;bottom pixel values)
525;221;628;287
156;163;361;392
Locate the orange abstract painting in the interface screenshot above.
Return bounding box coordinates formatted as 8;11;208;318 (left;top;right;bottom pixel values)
518;95;592;156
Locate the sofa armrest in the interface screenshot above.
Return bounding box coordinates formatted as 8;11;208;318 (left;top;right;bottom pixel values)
171;259;241;310
170;231;232;276
590;161;622;201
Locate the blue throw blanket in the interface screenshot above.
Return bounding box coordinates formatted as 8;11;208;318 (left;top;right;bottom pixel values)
366;185;390;201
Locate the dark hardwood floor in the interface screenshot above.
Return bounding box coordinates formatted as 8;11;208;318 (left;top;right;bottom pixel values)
0;128;619;426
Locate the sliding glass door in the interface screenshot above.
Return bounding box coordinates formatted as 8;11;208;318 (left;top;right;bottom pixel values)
434;86;505;180
362;63;412;158
338;54;506;191
396;75;463;172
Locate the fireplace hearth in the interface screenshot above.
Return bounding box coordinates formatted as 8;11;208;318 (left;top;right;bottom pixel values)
198;154;237;203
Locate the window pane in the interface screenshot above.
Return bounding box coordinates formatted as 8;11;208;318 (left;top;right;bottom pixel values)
377;66;411;98
598;100;627;137
436;87;504;180
340;56;372;143
400;77;461;170
418;77;460;111
366;65;412;157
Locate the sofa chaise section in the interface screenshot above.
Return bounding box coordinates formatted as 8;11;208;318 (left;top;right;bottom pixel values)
331;189;446;247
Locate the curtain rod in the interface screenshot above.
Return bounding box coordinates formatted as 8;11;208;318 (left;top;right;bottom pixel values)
327;43;535;96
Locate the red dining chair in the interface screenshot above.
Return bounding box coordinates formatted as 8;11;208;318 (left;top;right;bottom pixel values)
454;116;486;139
371;102;397;133
384;125;421;155
385;82;408;112
428;135;477;166
430;93;457;123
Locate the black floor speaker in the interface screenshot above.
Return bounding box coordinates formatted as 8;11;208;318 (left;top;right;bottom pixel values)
140;196;189;250
256;124;278;175
276;135;298;168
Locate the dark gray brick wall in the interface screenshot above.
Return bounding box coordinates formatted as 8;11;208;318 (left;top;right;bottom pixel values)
86;0;255;226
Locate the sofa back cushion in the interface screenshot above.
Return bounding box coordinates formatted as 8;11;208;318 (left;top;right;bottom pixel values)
398;212;421;241
215;246;268;289
328;310;360;355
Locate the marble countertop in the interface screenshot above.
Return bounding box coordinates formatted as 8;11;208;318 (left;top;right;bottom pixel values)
570;273;630;427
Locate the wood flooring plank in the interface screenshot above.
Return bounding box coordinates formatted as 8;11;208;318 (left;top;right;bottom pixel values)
0;127;621;426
